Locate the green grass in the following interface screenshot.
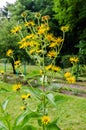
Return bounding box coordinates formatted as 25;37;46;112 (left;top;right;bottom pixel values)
0;81;86;130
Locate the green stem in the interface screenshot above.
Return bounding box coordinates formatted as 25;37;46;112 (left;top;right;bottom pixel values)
43;124;46;130
6;119;11;130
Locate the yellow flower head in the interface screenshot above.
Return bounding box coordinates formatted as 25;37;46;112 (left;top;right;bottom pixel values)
21;95;27;100
19;42;30;49
69;57;79;64
14;60;21;69
29;49;36;54
45;64;52;70
11;26;22;34
55;37;64;43
0;70;4;74
42;15;50;21
37;24;49;35
21;12;27;17
66;76;76;83
64;72;71;78
6;49;13;57
47;50;57;58
40;70;44;75
35;12;41;18
52;66;61;72
36;50;43;53
25;21;35;27
61;26;69;32
20;106;26;110
42;115;50;125
25;34;36;39
27;93;31;98
49;42;57;48
13;83;21;91
46;34;54;42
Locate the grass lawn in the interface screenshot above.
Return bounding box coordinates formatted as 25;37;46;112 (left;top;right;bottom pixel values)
0;81;86;130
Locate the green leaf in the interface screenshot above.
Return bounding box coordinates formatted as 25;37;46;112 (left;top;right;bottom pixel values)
47;118;61;130
2;98;9;111
13;110;28;126
47;123;61;130
38;119;42;126
0;121;8;130
13;125;22;130
21;125;37;130
46;93;57;107
14;111;41;127
23;87;42;100
0;88;9;93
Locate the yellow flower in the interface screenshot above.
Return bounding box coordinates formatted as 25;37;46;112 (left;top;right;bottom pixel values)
13;83;21;91
61;26;69;32
19;42;30;49
55;37;64;43
49;37;63;48
25;34;36;39
64;72;71;78
11;26;22;34
40;70;44;75
47;51;57;58
21;95;27;100
18;38;26;44
21;12;27;17
37;24;49;35
6;49;13;57
20;106;26;110
36;50;43;53
52;66;61;72
35;12;41;18
42;15;50;21
66;76;76;83
49;42;57;48
27;93;31;98
37;28;45;35
45;64;52;70
14;60;21;69
0;70;4;74
46;34;54;41
25;21;35;27
42;115;50;125
69;57;79;64
29;49;36;54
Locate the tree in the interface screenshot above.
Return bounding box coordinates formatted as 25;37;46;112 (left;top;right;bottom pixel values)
0;17;30;73
53;0;86;55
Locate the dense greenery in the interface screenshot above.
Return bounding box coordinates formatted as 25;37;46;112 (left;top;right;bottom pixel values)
53;0;86;55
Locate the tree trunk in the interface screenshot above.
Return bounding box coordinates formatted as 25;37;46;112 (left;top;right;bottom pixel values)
11;59;16;74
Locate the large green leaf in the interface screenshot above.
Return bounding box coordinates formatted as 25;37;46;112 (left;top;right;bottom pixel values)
13;110;40;128
47;124;61;130
22;111;41;125
1;95;14;111
47;118;61;130
13;111;40;130
0;121;8;130
0;88;9;93
46;93;57;107
23;87;42;100
21;125;37;130
2;98;9;111
13;110;28;126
